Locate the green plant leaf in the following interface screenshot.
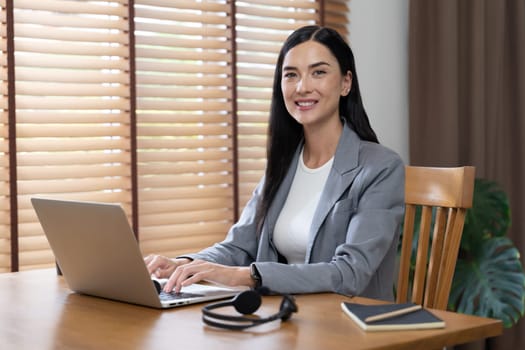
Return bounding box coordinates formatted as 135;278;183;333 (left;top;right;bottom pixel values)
450;237;525;328
462;179;510;253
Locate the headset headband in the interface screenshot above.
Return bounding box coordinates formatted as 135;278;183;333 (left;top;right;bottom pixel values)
201;289;298;330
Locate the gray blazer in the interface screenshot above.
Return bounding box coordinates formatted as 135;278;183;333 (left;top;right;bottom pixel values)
187;124;405;301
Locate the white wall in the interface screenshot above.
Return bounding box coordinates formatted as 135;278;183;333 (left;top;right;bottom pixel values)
348;0;410;163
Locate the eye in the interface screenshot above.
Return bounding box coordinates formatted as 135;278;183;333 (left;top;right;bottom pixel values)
313;69;327;77
283;71;297;79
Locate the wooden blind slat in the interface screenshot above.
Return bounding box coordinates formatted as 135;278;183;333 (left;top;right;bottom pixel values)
138;138;231;149
16;68;129;84
15;25;128;43
17;111;129;124
15;0;128;15
138;186;232;201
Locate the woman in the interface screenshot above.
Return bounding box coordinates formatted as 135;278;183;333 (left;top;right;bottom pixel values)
145;25;404;301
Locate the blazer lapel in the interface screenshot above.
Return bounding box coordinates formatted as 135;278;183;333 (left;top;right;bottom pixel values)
305;125;362;261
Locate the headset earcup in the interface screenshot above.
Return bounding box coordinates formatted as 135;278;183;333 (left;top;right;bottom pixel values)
232;290;261;315
279;295;298;321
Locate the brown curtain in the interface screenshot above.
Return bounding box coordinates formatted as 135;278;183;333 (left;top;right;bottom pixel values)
409;0;525;349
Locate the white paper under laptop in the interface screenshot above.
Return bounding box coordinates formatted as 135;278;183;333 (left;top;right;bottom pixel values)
31;197;239;309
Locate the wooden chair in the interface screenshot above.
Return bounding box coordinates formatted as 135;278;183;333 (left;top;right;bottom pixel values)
396;166;476;310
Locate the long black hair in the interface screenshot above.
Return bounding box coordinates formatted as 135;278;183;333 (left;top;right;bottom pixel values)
255;25;378;231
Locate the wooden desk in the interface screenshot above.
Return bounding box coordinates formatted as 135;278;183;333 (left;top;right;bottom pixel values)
0;269;502;350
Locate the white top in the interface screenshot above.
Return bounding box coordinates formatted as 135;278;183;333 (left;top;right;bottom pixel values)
273;148;334;264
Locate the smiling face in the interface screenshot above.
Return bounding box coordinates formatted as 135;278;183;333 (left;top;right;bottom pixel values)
281;40;352;129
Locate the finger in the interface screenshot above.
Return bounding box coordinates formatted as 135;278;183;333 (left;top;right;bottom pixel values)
144;254;153;264
164;261;205;293
145;255;162;274
180;269;210;287
144;255;159;274
164;267;183;293
146;255;172;276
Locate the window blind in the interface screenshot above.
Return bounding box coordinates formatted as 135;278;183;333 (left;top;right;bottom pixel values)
0;0;350;272
14;0;131;270
134;0;233;258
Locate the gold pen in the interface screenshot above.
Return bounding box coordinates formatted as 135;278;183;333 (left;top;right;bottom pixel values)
365;304;422;323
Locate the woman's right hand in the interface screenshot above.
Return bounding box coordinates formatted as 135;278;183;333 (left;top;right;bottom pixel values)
144;255;191;279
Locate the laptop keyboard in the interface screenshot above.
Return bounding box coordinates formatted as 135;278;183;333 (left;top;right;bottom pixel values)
159;291;205;301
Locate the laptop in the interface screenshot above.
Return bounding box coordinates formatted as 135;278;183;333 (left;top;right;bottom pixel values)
31;197;240;309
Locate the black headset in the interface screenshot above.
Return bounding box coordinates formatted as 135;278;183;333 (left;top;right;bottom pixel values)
201;289;298;330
